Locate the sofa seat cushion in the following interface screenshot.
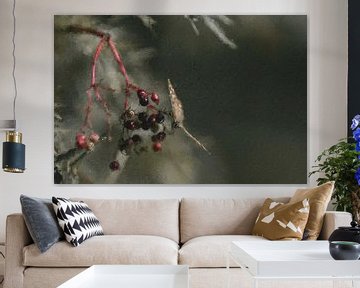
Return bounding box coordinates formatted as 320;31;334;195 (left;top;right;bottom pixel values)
23;235;179;267
179;235;267;268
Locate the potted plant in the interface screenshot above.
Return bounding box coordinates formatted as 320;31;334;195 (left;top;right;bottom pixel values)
310;115;360;222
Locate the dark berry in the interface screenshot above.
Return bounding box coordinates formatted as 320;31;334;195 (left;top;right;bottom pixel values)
141;121;150;130
148;114;157;124
139;97;149;106
157;131;166;141
124;120;136;130
137;89;147;99
151;131;167;142
138;112;147;122
151;93;160;104
156;112;165;123
109;160;120;171
153;142;162;152
132;134;141;144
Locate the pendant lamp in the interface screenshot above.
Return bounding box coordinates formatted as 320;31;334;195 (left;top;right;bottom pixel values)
1;0;25;173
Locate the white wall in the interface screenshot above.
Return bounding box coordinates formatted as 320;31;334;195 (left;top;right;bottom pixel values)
0;0;348;242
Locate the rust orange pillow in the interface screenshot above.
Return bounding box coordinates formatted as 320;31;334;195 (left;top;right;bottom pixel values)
289;181;334;240
252;198;310;240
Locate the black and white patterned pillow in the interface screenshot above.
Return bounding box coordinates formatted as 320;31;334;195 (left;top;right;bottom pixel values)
52;197;104;247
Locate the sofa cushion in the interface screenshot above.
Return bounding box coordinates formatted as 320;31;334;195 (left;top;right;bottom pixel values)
23;235;178;267
179;235;267;268
180;198;289;243
252;198;310;240
52;197;104;247
72;198;179;243
20;195;64;253
290;181;334;240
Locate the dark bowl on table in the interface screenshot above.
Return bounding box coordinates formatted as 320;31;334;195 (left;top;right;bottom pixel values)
329;241;360;260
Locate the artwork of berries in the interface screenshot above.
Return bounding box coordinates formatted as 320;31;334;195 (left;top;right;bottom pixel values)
54;15;307;184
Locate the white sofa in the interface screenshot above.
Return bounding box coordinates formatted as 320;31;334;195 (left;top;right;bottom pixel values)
4;198;352;288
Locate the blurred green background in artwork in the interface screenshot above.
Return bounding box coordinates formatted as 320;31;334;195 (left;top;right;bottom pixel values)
54;15;307;184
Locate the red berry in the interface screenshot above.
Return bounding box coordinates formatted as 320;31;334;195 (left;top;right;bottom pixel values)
137;89;147;99
152;142;162;152
109;160;120;171
89;132;100;143
76;133;88;149
151;93;160;105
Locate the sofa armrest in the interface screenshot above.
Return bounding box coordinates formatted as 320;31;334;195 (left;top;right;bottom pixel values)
4;213;32;288
318;211;352;240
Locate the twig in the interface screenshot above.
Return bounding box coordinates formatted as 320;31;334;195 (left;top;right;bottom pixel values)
66;24;160;135
168;79;210;155
55;148;78;163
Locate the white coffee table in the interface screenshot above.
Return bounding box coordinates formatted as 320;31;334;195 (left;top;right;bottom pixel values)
58;265;189;288
228;241;360;288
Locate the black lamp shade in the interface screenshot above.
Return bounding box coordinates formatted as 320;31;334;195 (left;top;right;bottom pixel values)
3;141;25;173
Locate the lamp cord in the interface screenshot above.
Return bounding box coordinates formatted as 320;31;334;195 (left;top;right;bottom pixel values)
11;0;17;127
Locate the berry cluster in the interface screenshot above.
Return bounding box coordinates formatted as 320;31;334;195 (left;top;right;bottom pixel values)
137;89;160;106
119;110;167;150
68;27;175;173
109;88;171;171
76;86;169;172
75;132;101;151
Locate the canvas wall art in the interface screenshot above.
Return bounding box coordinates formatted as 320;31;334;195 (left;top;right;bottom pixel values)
54;15;307;184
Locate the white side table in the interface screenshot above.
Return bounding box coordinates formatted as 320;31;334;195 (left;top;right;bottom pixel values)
227;241;360;288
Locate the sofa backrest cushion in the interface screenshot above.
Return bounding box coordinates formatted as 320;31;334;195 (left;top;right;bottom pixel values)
72;198;180;243
180;198;289;243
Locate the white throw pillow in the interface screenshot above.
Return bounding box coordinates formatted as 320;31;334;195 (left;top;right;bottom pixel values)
52;197;103;247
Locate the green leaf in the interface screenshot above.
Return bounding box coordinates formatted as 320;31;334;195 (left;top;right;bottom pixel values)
309;138;360;215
